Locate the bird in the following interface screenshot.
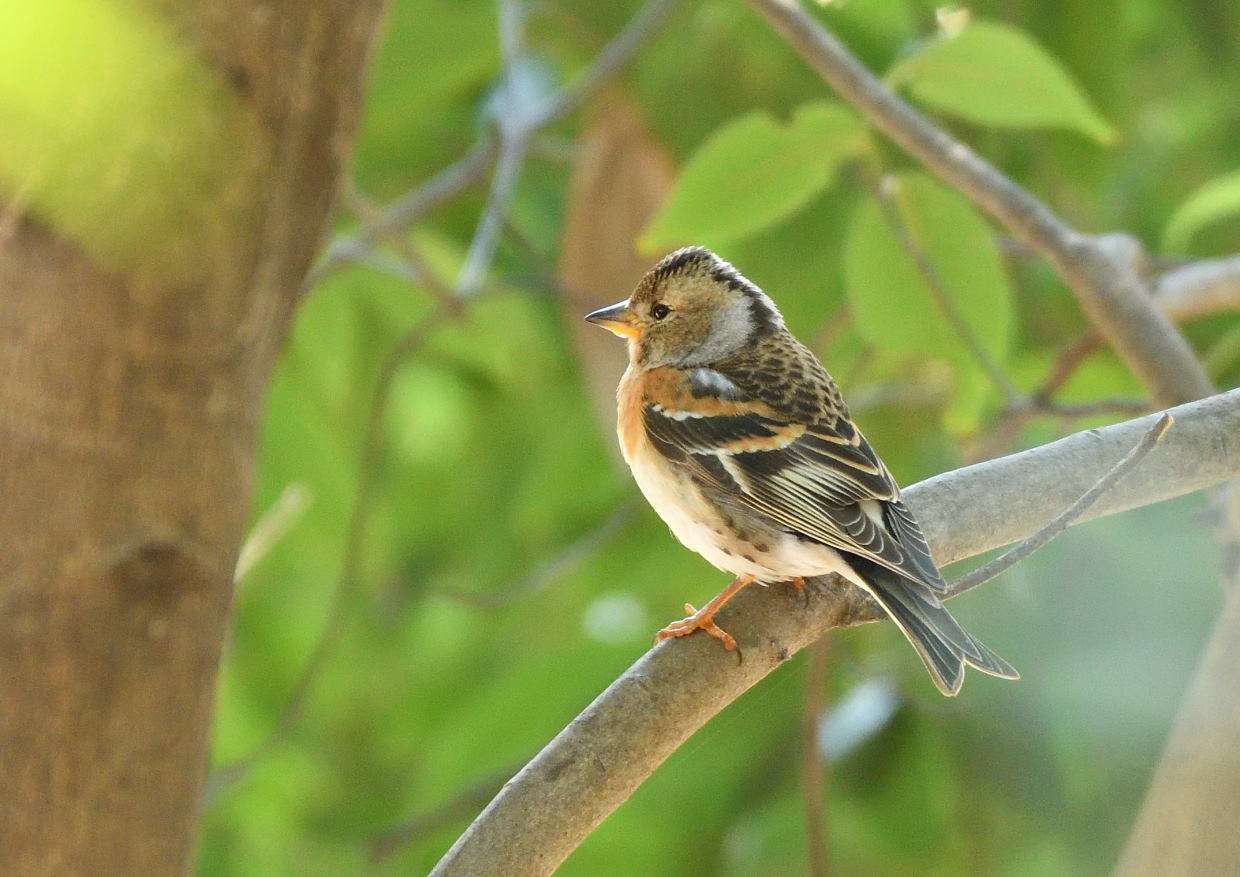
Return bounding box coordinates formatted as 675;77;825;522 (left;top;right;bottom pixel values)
584;246;1017;696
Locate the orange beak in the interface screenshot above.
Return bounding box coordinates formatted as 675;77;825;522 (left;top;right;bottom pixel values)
584;300;639;339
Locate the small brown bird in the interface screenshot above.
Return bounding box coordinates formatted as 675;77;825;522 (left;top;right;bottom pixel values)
585;247;1017;695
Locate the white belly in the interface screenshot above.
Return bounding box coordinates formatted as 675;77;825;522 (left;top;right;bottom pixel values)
627;447;756;575
623;438;862;587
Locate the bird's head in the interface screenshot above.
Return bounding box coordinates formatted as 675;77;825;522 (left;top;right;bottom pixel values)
584;247;783;369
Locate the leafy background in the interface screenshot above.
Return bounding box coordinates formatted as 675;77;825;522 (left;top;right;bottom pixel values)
198;1;1240;874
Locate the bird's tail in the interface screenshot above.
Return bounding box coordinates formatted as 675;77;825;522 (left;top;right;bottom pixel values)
847;556;1019;696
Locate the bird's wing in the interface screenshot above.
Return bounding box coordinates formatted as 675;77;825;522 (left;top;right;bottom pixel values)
641;364;948;592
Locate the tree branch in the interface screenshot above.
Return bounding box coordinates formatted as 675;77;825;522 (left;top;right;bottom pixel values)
455;0;532;297
429;389;1240;877
1154;255;1240;324
946;412;1172;599
744;0;1212;407
868;171;1023;404
308;0;683;290
370;760;526;863
207;309;453;799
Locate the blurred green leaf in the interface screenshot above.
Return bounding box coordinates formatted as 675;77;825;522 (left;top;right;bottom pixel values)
352;0;497;193
843;171;1014;430
639;102;866;252
1161;168;1240;254
0;0;254;280
887;20;1116;144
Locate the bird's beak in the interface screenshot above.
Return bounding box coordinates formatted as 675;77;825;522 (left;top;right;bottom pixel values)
584;300;639;338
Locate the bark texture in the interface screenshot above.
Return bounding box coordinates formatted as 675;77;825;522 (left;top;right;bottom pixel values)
0;2;387;874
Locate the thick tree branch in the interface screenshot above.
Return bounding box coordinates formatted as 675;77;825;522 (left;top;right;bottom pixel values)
744;0;1212;407
429;389;1240;877
937;413;1172;599
1155;255;1240;324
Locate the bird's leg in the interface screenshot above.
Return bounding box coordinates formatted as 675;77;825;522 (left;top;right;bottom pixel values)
654;574;757;651
790;576;809;607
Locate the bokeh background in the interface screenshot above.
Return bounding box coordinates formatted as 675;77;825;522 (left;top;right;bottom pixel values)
197;1;1240;874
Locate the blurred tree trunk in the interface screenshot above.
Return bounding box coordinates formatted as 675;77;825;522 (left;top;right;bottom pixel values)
1114;587;1240;876
0;2;387;874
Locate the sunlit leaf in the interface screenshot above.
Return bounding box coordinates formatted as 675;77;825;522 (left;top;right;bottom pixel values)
886;20;1115;144
844;171;1014;430
0;0;256;281
639;102;866;252
1161;169;1240;254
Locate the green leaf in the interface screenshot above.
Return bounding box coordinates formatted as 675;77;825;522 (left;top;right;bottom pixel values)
639;102;866;253
886;20;1115;144
1161;169;1240;254
844;171;1014;430
0;0;256;280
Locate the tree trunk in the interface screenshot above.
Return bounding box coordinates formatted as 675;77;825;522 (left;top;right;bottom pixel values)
1114;587;1240;876
0;2;387;873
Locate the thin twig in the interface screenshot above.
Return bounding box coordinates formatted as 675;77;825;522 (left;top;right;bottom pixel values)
966;330;1111;462
456;134;530;297
948;413;1173;598
206;308;453;799
1010;251;1237;414
306;138;496;289
1041;398;1152;419
458;137;530;298
745;0;1212;408
967;341;1150;461
233;483;313;584
868;170;1023;404
370;760;526;862
308;0;683;291
533;0;682;129
801;639;831;877
431;501;637;610
1032;330;1102;403
456;0;533;297
1004;395;1152;423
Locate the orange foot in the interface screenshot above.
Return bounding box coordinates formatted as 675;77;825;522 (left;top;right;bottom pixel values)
790;576;809;607
653;574;756;652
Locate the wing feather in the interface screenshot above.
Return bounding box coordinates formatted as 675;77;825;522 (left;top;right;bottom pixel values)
641;365;948;592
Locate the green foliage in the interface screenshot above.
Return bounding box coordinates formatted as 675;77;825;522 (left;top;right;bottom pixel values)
193;0;1239;875
844;171;1014;431
0;0;254;280
639;102;865;252
886;19;1116;144
1162;168;1240;254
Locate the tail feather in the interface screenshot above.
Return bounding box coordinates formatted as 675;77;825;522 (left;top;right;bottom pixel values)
846;556;1019;696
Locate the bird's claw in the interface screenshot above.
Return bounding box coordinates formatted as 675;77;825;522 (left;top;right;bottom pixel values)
654;604;738;651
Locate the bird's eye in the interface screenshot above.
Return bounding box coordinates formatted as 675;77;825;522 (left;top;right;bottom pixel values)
651;303;671;320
